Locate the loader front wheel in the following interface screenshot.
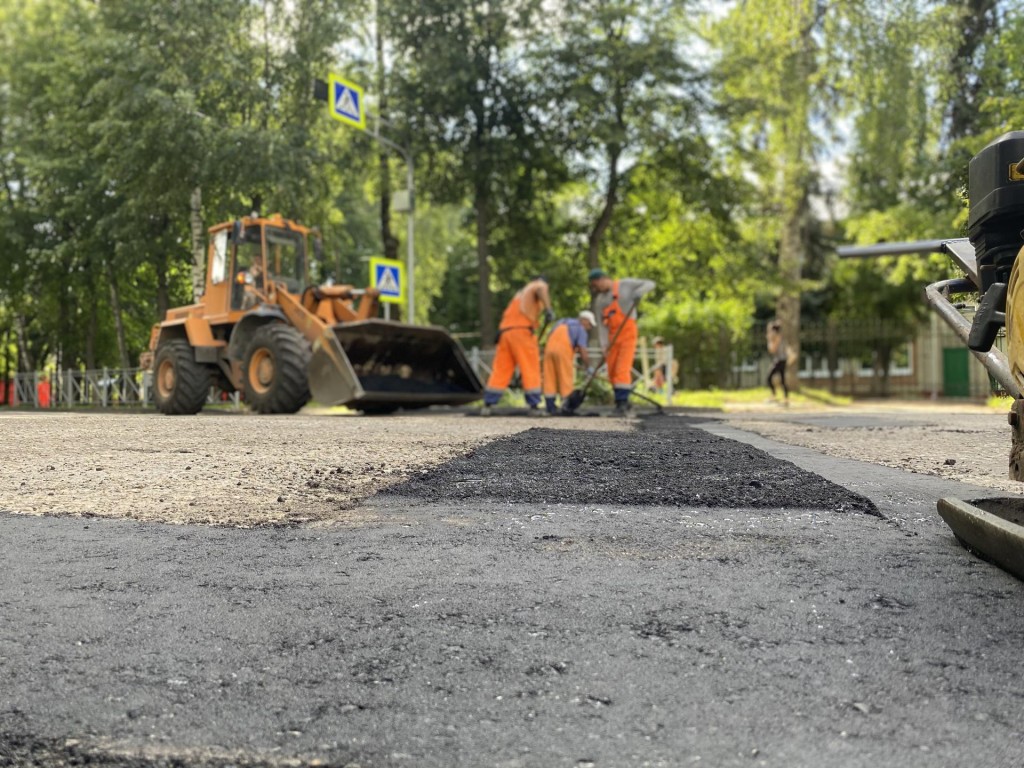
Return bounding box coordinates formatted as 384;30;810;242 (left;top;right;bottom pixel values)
242;324;311;414
153;339;210;415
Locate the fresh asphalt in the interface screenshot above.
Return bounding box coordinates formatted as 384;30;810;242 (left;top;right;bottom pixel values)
2;414;1023;768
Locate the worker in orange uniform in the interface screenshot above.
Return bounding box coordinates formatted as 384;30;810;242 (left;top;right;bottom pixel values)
542;310;596;414
481;277;554;415
588;269;656;414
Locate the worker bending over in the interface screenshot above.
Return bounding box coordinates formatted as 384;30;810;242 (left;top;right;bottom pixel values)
588;269;656;414
482;277;554;415
542;310;596;414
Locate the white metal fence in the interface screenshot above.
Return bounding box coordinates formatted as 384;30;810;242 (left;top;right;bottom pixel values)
5;368;243;409
3;344;674;409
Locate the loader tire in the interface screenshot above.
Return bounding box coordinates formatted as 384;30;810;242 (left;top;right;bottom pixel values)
242;324;311;414
153;339;211;415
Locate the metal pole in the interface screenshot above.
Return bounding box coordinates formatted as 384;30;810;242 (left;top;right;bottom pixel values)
924;277;1020;398
407;153;415;323
369;133;415;323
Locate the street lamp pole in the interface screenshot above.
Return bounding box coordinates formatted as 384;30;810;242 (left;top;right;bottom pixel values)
405;153;415;323
312;77;415;322
369;128;415;323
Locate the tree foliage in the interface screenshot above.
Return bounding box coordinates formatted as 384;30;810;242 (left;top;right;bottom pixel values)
0;0;1012;388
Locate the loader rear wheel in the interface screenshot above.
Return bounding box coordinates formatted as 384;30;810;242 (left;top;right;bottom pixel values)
242;324;311;414
153;339;210;415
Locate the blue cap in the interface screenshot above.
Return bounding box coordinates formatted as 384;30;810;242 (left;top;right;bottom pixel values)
588;268;608;281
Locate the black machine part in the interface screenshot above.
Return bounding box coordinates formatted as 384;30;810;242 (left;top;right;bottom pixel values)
968;131;1024;293
967;281;1007;353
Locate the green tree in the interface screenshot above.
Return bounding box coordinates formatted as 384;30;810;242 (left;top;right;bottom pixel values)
710;0;829;390
537;0;697;269
386;0;561;344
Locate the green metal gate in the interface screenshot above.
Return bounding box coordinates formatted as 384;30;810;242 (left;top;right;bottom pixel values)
942;347;971;397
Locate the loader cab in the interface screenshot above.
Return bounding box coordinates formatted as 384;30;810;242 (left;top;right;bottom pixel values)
230;224;265;311
263;225;307;295
213;216;308;313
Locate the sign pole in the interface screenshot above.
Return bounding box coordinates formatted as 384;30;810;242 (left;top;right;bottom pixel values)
406;154;415;323
316;75;415;322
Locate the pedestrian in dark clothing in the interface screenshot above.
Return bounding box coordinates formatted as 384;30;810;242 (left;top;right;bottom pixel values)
766;320;789;404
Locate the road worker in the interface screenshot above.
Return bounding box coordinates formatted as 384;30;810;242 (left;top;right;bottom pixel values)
481;277;554;415
239;260;265;310
542;310;596;414
588;269;656;414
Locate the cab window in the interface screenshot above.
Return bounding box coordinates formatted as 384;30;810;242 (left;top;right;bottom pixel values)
265;227;306;294
210;230;228;285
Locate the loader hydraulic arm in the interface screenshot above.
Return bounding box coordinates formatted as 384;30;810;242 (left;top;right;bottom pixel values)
269;283;380;345
302;285;381;325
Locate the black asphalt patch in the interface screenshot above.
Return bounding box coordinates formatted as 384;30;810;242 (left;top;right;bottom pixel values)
387;414;878;515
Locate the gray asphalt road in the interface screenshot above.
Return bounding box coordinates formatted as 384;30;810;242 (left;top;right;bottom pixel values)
2;415;1023;768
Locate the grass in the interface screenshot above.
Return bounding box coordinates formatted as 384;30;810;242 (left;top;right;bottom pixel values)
666;386;852;411
987;395;1015;411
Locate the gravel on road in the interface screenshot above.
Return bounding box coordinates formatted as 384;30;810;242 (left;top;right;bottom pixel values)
0;411;629;528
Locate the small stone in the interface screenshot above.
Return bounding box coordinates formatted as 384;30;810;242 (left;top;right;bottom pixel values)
944;458;956;466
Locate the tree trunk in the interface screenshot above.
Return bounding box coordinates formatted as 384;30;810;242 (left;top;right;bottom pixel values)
190;186;206;300
948;0;997;143
774;0;816;394
15;315;33;373
156;249;169;321
777;190;808;392
587;144;621;269
475;183;494;347
106;259;131;370
2;325;9;405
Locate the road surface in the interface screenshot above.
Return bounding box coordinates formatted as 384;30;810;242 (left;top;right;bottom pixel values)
1;410;1022;767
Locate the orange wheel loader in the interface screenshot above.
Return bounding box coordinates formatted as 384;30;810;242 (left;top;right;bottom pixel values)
145;214;481;415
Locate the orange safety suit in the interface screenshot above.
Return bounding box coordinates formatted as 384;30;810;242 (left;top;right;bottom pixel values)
484;281;546;407
542;323;577;400
602;280;639;393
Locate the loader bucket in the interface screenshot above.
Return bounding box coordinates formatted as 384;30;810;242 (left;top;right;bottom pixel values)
308;320;482;411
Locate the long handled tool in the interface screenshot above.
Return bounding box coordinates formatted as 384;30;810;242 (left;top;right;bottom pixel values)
593;372;664;412
563;298;640;413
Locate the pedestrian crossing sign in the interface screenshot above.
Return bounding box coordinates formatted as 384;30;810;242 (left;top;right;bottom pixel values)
370;257;405;305
328;73;366;131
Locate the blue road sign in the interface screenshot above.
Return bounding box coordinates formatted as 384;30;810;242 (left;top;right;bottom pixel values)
370;257;405;304
328;73;366;131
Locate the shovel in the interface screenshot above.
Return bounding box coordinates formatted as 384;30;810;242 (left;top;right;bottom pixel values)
563;298;639;413
593;372;664;412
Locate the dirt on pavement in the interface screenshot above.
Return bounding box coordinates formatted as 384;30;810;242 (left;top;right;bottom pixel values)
0;410;629;528
724;400;1021;495
0;400;1019;531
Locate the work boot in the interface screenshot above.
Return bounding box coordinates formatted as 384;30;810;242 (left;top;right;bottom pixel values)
479;405;493;417
527;406;550;418
614;400;631;416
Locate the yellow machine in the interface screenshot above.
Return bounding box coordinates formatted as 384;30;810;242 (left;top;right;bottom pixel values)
146;214;481;415
920;132;1024;578
838;133;1024;578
